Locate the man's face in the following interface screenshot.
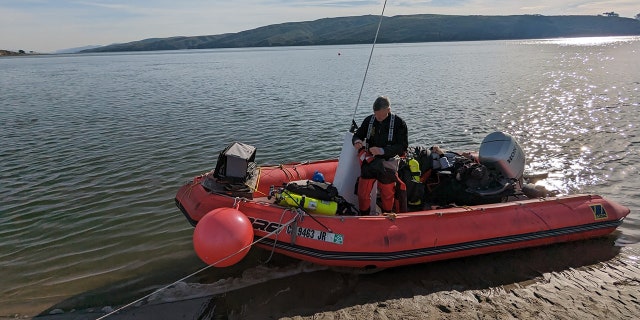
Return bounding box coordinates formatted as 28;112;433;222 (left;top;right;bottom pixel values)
374;107;390;122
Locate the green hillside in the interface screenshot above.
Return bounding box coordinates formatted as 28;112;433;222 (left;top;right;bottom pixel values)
82;14;640;53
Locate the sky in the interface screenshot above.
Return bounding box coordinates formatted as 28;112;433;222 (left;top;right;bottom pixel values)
1;0;639;53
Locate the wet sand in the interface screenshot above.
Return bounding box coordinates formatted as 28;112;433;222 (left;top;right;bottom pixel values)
33;237;640;319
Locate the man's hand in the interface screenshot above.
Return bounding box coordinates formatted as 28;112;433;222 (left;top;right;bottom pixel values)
353;140;364;151
369;147;384;156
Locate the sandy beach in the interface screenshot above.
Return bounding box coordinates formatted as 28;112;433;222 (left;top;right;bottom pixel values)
32;236;640;320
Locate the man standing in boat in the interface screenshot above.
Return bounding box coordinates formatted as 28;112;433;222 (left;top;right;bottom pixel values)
352;96;409;215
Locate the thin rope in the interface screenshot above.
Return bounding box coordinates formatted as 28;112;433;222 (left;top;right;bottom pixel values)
351;0;388;127
261;208;297;264
97;211;301;319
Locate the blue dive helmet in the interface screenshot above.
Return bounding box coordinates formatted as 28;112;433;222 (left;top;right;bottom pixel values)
312;170;325;183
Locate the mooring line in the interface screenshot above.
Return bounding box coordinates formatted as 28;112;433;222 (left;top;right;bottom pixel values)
97;211;300;319
262;208;299;264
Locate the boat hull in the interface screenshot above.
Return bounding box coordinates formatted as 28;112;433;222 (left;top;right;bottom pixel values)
175;159;629;268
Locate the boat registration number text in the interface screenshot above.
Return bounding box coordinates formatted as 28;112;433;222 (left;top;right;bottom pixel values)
248;217;343;244
287;226;343;245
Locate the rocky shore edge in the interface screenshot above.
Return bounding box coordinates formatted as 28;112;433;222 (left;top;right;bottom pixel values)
0;49;41;56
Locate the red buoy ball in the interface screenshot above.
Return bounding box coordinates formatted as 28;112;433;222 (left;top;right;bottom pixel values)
193;207;254;267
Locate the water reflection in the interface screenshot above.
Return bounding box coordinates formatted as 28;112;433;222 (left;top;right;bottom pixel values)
523;36;638;46
497;38;638;196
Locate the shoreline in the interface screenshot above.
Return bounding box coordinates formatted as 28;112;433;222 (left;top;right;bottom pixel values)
28;238;640;319
0;50;24;56
0;49;44;57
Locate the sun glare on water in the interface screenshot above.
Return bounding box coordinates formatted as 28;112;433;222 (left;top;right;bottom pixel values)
543;36;638;46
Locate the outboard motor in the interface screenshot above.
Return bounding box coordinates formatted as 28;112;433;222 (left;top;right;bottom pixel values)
451;131;525;201
411;132;529;207
479;131;525;181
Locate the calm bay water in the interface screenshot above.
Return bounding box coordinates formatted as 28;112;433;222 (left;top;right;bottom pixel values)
1;37;639;317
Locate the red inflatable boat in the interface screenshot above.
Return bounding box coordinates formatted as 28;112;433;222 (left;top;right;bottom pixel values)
175;133;630;269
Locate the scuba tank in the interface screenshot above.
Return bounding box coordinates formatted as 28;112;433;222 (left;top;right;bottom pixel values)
276;189;338;216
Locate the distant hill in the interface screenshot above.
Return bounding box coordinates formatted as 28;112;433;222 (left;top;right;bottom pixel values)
54;45;104;54
81;14;640;53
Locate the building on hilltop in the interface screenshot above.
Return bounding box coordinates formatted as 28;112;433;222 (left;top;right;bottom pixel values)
601;12;619;17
